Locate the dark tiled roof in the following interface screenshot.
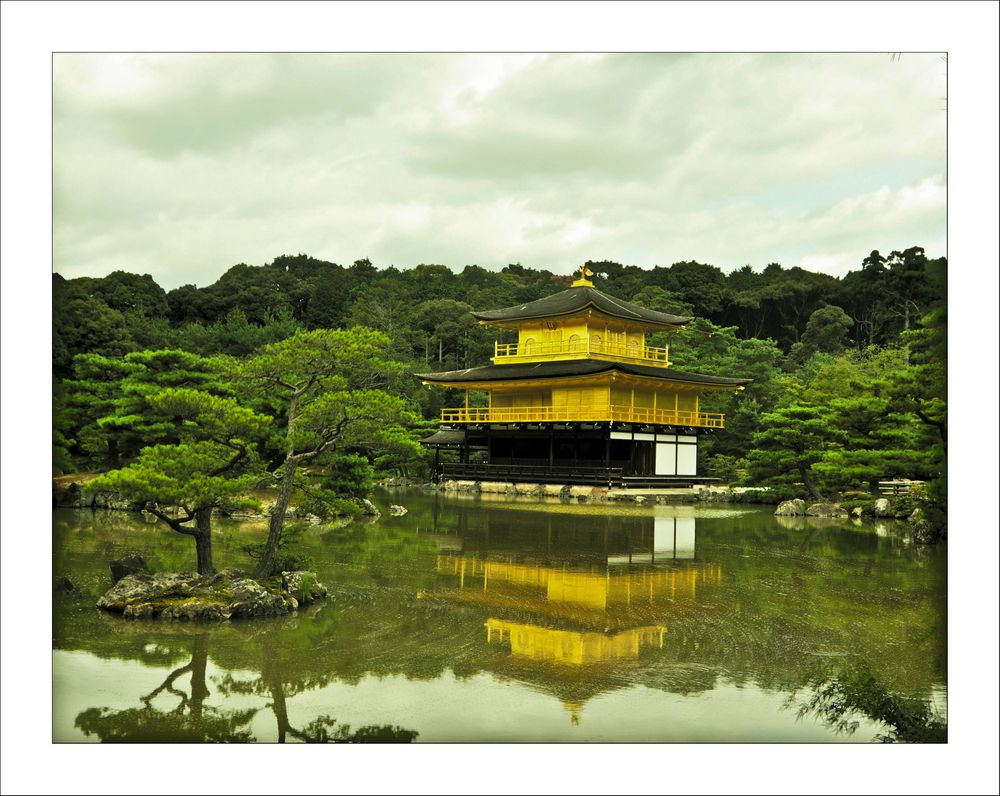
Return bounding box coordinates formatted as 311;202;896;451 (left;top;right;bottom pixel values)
472;285;693;328
417;360;753;387
419;429;467;445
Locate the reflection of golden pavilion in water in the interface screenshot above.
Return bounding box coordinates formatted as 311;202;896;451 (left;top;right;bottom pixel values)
431;518;720;723
421;505;722;723
485;619;666;667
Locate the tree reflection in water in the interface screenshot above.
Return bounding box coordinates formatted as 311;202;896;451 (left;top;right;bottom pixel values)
75;634;256;742
792;664;946;743
75;633;418;744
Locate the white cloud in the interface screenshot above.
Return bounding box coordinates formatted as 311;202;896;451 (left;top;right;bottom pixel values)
53;53;947;288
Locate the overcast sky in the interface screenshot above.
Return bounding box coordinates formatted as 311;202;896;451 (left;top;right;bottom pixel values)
53;52;946;289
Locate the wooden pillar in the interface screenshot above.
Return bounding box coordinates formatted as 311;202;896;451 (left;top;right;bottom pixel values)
548;427;554;466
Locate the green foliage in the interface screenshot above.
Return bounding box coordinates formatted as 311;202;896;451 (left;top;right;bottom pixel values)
86;382;271;572
88;441;260;510
304;264;350;330
234;327;424;577
703;454;748;483
54;250;946;528
66;350;233;468
174;308;303;357
53;294;133;377
747;404;830;499
244;522;313;575
787;304;854;366
235;328;422;465
55;248;947;372
321;453;375;500
749;345;944;501
660;318;785;458
797;665;946;743
630;285;695;316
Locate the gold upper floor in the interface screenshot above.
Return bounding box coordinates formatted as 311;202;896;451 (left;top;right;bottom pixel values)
491;316;670;368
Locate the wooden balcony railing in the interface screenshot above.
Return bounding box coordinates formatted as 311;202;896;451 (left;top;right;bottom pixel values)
494;338;669;366
440;405;725;428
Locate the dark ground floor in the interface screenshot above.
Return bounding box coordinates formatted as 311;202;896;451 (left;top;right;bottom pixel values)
423;423;714;487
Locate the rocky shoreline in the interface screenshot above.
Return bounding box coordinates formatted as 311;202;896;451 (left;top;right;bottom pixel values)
774;496;943;543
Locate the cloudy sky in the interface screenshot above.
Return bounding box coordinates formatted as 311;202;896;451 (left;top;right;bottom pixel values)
53;52;946;289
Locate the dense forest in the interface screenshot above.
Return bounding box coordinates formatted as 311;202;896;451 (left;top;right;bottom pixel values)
53;248;947;529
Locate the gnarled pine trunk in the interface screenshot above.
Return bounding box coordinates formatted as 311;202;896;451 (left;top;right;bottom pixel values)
194;507;215;575
254;458;297;579
800;466;824;502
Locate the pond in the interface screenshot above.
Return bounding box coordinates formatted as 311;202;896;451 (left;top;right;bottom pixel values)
52;489;947;743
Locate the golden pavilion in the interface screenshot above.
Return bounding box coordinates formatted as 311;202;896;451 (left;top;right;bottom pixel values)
418;266;752;486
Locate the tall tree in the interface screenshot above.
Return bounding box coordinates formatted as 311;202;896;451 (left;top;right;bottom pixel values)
787;305;854;367
747;404;830;500
88;388;269;574
234;328;421;578
71;349;230;468
304;264;350;330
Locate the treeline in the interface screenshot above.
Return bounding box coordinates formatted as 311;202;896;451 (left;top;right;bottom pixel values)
53;248;944;378
53;248;947;528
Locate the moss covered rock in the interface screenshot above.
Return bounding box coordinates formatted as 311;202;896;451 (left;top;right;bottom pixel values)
96;569;322;622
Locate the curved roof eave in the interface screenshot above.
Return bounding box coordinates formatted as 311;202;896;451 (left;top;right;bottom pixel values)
417;360;753;388
472;286;694;328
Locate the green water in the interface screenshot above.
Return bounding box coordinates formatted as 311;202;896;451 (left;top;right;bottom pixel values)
52;489;947;743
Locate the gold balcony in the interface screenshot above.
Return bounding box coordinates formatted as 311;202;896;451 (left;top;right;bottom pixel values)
493;339;669;367
439;405;725;428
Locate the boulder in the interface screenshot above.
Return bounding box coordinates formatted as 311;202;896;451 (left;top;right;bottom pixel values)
806;502;849;518
387;504;408;516
110;554;148;584
542;484;570;498
122;603;157;619
53;575;77;593
851;506;864;518
873;498;892;517
514;483;543;496
359;498;381;517
96;570;298;622
97;572;199;609
774;499;807;516
228;577;293;619
281;570;329;604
